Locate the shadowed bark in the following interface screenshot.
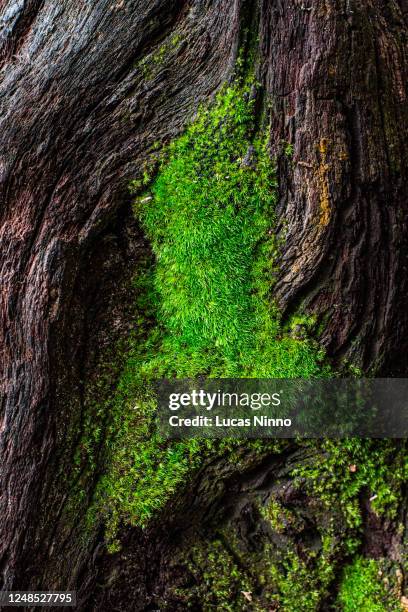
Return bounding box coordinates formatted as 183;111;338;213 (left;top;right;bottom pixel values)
0;0;407;608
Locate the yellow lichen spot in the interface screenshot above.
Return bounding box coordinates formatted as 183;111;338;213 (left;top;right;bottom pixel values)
317;138;331;226
319;138;328;157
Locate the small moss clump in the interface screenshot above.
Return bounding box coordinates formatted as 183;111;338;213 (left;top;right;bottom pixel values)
137;32;182;79
292;439;408;530
337;557;402;611
181;540;253;611
169;500;342;611
268;546;336;612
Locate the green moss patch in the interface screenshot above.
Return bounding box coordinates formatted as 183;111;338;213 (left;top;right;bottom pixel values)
132;81;325;379
86;77;326;548
338;557;402;611
75;72;408;612
293;440;408;530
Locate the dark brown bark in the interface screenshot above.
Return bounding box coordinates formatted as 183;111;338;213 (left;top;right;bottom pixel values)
0;0;241;590
264;0;408;372
0;0;407;608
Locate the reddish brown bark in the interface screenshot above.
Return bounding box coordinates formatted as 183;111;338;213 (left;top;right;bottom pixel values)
263;0;408;372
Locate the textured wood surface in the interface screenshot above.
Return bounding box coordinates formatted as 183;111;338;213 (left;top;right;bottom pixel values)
0;0;407;604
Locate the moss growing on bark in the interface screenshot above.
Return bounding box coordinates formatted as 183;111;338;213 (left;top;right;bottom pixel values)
292;440;408;528
81;72;408;609
164;470;405;611
137;32;183;79
87;77;327;549
337;557;402;611
79;74;407;611
167;489;345;611
132;80;326;379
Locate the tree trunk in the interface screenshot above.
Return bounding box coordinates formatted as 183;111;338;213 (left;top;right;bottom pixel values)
0;0;407;610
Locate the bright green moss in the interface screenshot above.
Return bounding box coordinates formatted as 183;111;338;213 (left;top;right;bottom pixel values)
338;557;402;611
259;517;341;612
62;49;407;610
292;440;408;529
260;497;294;533
170;508;342;611
133;81;326;379
284;141;294;158
88;77;327;548
84;81;406;612
268;550;333;611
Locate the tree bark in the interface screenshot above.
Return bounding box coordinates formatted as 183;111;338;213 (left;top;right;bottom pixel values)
266;0;408;373
0;0;407;608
